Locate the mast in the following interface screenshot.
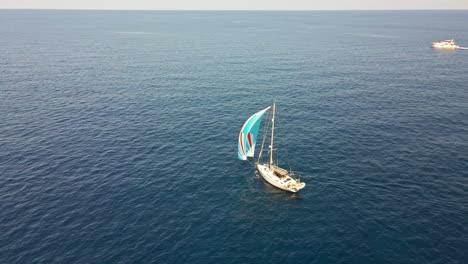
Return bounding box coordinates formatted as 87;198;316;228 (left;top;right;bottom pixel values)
269;102;276;169
257;111;270;164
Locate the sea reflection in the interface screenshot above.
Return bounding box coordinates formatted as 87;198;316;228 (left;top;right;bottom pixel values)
433;48;456;54
236;172;305;226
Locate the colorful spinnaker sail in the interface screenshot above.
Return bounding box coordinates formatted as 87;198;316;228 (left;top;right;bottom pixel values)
238;106;271;160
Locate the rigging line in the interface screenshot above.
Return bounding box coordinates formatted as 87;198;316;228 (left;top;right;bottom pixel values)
284;146;291;171
247;158;256;168
276;149;279;167
258;107;272;164
273;108;295;178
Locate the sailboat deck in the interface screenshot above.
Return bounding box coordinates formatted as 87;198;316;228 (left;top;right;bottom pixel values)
257;163;305;193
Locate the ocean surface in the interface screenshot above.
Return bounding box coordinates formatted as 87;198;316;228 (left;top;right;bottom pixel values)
1;10;467;264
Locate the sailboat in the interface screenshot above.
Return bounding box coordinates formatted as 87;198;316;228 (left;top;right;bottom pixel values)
238;102;306;193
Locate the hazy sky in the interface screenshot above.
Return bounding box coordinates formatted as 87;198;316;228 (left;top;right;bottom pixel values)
1;0;468;10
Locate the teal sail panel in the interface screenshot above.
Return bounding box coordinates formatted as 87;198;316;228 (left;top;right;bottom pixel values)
238;106;271;160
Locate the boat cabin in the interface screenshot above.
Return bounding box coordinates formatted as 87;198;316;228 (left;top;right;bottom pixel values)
273;167;289;177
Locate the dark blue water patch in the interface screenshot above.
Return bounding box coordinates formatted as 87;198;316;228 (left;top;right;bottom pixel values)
1;9;468;264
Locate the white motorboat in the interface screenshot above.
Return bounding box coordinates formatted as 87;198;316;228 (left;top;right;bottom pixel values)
432;40;460;49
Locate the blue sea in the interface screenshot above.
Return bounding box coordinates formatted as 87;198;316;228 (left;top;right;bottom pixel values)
1;10;467;264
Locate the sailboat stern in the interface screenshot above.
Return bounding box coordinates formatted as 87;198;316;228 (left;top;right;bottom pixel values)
290;182;306;193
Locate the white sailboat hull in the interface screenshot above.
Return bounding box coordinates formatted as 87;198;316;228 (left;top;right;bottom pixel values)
257;163;306;193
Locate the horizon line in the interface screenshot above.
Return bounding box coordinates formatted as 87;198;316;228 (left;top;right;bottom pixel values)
1;8;468;11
